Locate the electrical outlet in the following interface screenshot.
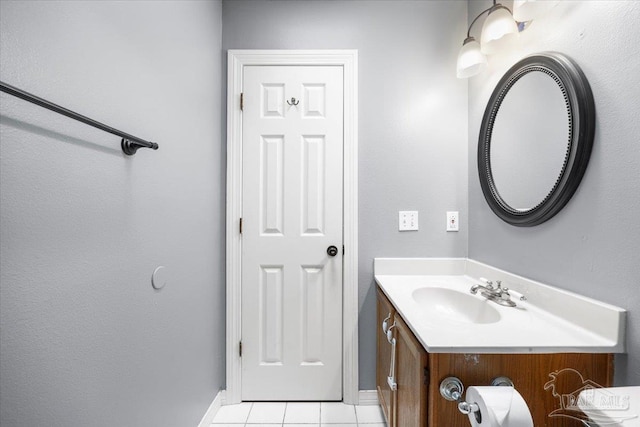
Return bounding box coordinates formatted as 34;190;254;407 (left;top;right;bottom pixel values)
399;211;419;231
447;211;459;232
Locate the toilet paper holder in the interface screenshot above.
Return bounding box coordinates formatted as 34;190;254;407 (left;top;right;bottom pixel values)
440;376;465;401
439;376;515;422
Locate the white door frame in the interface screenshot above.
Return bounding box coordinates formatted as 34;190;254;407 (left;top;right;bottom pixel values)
225;50;358;404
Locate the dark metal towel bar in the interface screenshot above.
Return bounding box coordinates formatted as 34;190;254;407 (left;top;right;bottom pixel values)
0;80;159;155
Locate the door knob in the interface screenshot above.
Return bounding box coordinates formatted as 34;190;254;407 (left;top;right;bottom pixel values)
327;245;339;257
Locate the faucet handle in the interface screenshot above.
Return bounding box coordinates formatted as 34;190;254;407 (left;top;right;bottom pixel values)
479;277;494;289
495;280;502;290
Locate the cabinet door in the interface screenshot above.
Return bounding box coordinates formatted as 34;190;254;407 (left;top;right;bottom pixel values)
376;289;396;426
428;353;613;427
395;313;428;427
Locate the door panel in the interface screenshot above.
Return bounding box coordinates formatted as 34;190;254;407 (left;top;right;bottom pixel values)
301;135;326;235
241;65;344;401
260;136;284;235
259;266;283;364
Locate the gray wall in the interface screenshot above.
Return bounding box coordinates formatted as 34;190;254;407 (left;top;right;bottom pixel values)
0;1;225;426
222;0;469;390
467;1;640;385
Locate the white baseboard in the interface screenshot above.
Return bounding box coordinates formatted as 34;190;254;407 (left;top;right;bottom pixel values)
358;389;379;405
198;389;378;425
197;389;226;427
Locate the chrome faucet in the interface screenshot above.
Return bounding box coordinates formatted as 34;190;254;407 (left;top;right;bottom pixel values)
470;278;517;307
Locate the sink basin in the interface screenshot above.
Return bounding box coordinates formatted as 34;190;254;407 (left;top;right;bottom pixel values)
411;287;501;324
375;258;626;353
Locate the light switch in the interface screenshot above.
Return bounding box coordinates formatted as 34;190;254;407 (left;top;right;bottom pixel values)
399;211;419;231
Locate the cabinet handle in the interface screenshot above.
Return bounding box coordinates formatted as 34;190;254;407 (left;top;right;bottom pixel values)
382;313;391;334
386;323;396;344
387;330;398;391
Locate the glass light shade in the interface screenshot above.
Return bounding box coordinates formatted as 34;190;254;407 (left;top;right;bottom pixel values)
480;5;519;54
513;0;560;22
456;38;487;78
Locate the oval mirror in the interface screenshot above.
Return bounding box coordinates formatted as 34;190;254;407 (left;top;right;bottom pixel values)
478;52;595;226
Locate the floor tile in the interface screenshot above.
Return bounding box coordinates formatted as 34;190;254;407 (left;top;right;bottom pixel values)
320;402;357;424
247;402;286;424
284;402;321;423
355;405;385;423
212;402;252;423
287;424;320;427
319;424;357;427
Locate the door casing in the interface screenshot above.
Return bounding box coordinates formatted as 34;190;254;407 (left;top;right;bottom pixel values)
225;50;358;404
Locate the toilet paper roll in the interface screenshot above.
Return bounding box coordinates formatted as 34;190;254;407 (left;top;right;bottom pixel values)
465;386;533;427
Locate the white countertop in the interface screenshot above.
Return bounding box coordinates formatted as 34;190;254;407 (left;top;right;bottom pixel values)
578;387;640;426
374;258;626;354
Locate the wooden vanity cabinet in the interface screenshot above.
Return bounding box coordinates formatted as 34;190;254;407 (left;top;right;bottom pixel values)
427;352;614;427
394;310;428;426
377;288;428;427
376;286;614;427
376;288;396;426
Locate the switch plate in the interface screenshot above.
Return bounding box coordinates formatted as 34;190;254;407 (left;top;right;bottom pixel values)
447;211;459;232
399;211;419;231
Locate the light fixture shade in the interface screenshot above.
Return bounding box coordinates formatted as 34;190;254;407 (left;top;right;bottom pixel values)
456;38;487;78
513;0;560;22
480;5;519;54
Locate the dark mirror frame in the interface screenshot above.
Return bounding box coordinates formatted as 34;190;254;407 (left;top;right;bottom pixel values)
478;52;596;227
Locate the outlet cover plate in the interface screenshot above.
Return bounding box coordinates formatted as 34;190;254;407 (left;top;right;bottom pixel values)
447;211;459;232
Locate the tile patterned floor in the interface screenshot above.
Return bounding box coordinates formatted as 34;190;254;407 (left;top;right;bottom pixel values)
211;401;387;426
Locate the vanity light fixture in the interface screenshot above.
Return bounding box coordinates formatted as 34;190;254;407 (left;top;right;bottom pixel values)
513;0;560;22
456;36;487;79
457;0;518;78
456;5;493;79
480;2;519;54
457;0;559;78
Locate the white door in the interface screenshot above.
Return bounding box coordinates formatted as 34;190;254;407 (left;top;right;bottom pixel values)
241;65;344;401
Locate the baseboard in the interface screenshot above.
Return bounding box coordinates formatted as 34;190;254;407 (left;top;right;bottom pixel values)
197;389;226;427
358;389;379;405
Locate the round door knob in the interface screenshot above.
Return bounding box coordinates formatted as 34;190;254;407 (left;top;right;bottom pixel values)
327;245;339;257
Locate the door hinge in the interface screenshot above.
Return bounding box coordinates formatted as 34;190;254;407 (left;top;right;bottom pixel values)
240;93;244;111
342;245;345;255
239;341;242;357
424;366;430;385
239;217;243;234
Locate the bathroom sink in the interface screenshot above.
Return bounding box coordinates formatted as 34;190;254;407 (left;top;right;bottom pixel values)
411;287;501;324
374;258;626;353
